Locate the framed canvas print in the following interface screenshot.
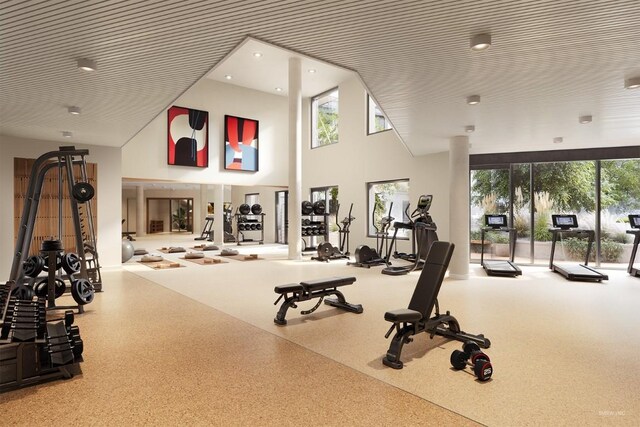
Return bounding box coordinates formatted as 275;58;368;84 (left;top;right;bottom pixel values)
168;106;208;167
224;115;258;172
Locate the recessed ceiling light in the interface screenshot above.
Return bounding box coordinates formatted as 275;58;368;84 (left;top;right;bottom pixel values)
308;69;316;74
553;137;563;144
275;87;283;92
624;77;640;89
466;95;481;105
68;106;81;115
470;34;492;51
465;125;475;133
224;74;232;80
579;115;592;124
253;52;263;58
76;58;97;72
62;131;73;138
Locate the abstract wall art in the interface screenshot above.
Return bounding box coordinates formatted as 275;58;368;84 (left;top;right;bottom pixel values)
224;115;258;172
168;106;208;167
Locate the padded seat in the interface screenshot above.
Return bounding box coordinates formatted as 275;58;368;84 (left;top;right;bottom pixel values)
300;276;356;291
274;283;303;294
384;308;422;323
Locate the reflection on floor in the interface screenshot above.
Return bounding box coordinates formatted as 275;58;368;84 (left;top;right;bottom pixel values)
3;233;639;426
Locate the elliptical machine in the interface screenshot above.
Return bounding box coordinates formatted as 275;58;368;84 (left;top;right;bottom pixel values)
382;195;438;276
313;203;355;262
348;203;394;268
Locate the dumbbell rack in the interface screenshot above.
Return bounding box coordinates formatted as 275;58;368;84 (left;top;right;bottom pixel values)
0;281;83;392
235;213;265;245
38;249;84;314
301;214;330;252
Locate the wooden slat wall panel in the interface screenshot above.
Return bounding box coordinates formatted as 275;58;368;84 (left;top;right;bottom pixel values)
13;158;98;257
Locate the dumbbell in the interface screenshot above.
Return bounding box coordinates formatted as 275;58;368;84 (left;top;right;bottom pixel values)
250;223;257;230
256;223;262;230
450;341;493;381
238;223;246;231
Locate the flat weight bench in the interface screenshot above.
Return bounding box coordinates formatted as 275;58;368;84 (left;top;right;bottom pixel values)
383;241;491;369
273;276;363;325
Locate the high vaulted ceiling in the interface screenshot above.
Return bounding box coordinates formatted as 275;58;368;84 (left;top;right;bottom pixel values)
1;0;639;155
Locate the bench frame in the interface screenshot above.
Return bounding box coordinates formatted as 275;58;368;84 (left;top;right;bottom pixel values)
273;277;363;325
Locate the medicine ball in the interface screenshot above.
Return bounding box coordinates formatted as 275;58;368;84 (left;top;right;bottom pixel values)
313;200;326;215
301;201;313;215
251;204;262;215
239;204;251;215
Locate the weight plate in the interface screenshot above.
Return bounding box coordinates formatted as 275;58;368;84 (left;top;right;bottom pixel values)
41;239;63;252
35;278;66;298
317;242;333;257
23;256;45;278
313;200;326;215
70;278;94;305
42;254;62;272
301;201;313;215
238;204;251;215
72;182;95;203
250;204;262;215
11;284;34;301
62;253;81;275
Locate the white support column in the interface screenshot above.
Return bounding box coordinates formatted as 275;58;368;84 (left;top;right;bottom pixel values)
136;185;146;236
213;184;224;246
288;57;302;260
449;136;470;279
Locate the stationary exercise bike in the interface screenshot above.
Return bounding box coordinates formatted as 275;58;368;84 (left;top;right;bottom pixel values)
313;203;355;262
348;202;394;268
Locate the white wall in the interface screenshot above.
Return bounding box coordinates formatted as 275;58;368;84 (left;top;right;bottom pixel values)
0;135;122;278
122;79;289;187
301;76;451;254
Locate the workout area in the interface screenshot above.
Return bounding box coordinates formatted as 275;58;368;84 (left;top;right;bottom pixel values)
1;2;640;426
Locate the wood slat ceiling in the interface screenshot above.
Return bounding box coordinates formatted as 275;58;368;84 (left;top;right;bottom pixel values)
1;0;639;155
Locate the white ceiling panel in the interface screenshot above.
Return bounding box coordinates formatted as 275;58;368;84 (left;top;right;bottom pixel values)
1;0;639;155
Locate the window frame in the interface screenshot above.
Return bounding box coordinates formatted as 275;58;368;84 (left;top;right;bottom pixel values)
366;178;410;239
366;94;392;135
311;87;339;149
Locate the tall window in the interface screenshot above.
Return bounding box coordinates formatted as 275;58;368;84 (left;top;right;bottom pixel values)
245;193;259;207
367;180;410;238
367;95;392;134
311;88;339;148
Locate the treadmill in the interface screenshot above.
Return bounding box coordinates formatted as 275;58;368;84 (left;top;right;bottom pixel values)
626;214;640;278
548;214;608;282
480;214;522;277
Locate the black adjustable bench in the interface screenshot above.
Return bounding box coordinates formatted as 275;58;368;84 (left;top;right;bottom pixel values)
273;276;363;325
383;241;491;369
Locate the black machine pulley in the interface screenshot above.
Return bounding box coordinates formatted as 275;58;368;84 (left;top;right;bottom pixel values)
71;278;95;305
251;204;262;215
301;201;314;215
313;200;326;215
72;182;95;203
238;204;251;215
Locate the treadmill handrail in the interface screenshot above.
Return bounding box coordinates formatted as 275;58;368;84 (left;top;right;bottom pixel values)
480;227;517;265
548;228;595;268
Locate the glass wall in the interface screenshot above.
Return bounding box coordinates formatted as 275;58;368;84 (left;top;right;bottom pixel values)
470;155;640;268
366;180;410;238
311;88;339;148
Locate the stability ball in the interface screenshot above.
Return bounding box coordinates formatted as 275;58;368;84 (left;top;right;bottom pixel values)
122;240;135;263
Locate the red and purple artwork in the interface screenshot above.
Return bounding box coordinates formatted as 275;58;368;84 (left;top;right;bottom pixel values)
168;106;208;168
224;115;258;172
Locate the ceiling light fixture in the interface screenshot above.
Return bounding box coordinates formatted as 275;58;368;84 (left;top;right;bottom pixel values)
253;52;263;58
224;74;232;80
465;125;475;133
470;33;492;51
68;106;81;115
553;137;563;144
579;115;592;124
308;69;316;73
62;131;73;138
466;95;481;105
275;87;283;92
624;77;640;89
76;58;97;72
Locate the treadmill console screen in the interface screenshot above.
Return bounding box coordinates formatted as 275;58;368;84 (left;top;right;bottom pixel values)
552;214;578;229
417;195;432;211
629;214;640;229
485;214;507;229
